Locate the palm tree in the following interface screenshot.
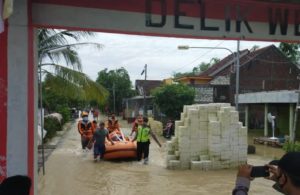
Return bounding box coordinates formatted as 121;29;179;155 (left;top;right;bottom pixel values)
38;29;108;105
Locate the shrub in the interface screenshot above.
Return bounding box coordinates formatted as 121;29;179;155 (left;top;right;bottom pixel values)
152;84;195;120
56;105;70;124
283;141;300;152
44;117;62;141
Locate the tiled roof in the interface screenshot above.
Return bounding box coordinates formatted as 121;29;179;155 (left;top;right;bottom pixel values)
199;45;277;77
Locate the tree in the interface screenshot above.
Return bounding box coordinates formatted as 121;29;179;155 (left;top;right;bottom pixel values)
96;67;136;114
152;84;195;120
173;57;220;78
279;43;300;64
38;29;108;107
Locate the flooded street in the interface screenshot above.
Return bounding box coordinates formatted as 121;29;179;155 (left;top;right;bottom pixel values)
39;118;283;195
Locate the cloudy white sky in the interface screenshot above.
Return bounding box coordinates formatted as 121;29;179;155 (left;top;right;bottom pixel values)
75;32;279;86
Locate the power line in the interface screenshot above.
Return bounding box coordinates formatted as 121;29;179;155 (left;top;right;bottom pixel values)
173;40;225;73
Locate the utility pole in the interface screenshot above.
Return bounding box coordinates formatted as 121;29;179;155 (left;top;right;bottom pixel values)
142;64;147;116
235;40;240;111
113;82;116;114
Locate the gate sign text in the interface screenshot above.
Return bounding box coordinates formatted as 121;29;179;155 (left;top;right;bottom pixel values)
32;0;300;42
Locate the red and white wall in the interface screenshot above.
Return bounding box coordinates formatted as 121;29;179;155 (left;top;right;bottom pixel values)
0;1;300;195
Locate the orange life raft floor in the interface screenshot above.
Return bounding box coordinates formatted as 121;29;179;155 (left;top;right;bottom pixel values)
103;141;137;160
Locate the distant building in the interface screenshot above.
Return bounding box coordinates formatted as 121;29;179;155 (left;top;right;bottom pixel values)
135;80;163;96
163;78;176;85
123;80;163;121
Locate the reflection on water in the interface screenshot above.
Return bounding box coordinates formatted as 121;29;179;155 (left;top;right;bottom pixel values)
38;121;282;195
248;131;285;160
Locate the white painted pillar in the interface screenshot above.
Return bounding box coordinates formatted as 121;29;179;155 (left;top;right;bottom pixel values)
289;103;294;141
245;105;249;128
264;104;268;137
3;1;37;195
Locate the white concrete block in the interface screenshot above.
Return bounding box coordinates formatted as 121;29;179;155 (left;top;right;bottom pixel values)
167;160;181;170
208;121;221;135
190;155;200;161
184;118;190;126
167;155;178;161
220;107;233;113
199;108;208;122
201;160;212;171
188;109;199;118
178;126;189;137
191;161;202;170
207;105;219;113
199;122;208;131
200;155;209;161
171;136;178;143
238;136;248;145
221;151;232;160
180;161;190;169
175;120;184;130
208;113;218;122
239;126;247;136
230;111;239;123
166;141;174;151
199;130;208;139
168;150;175;155
212;161;222;169
209;136;221;144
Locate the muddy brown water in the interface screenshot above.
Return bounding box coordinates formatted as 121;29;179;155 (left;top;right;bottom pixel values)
39;117;283;195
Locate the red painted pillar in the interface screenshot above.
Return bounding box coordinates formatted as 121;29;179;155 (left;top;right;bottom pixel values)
0;21;8;182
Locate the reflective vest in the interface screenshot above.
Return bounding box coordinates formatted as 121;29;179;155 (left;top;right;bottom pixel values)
78;120;94;139
137;126;150;142
107;119;120;133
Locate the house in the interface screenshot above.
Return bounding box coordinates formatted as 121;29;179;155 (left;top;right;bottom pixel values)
178;45;300;140
123;80;163;121
135;80;163;96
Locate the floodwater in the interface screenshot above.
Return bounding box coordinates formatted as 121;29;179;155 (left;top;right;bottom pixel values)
38;118;283;195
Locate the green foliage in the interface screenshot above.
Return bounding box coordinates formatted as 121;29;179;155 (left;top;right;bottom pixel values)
279;43;300;64
56;104;71;124
96;67;136;114
173;71;194;78
152;84;195;120
38;29;108;107
173;57;220;78
44;117;62;141
283;141;300;152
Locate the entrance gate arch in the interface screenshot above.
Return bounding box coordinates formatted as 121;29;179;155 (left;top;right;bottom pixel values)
1;1;300;194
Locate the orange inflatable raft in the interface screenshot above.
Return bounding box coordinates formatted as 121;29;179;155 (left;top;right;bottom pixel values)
103;141;137;160
103;130;137;160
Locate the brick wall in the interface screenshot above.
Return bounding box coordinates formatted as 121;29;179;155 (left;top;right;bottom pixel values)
230;46;300;104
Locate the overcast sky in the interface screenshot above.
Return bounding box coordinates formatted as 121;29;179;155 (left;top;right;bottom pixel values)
75;32;279;86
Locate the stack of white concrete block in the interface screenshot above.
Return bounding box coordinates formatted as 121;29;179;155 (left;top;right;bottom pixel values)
166;103;247;170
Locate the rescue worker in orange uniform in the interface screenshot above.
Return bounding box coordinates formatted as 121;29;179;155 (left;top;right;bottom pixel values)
78;111;95;150
106;114;123;141
107;114;120;133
